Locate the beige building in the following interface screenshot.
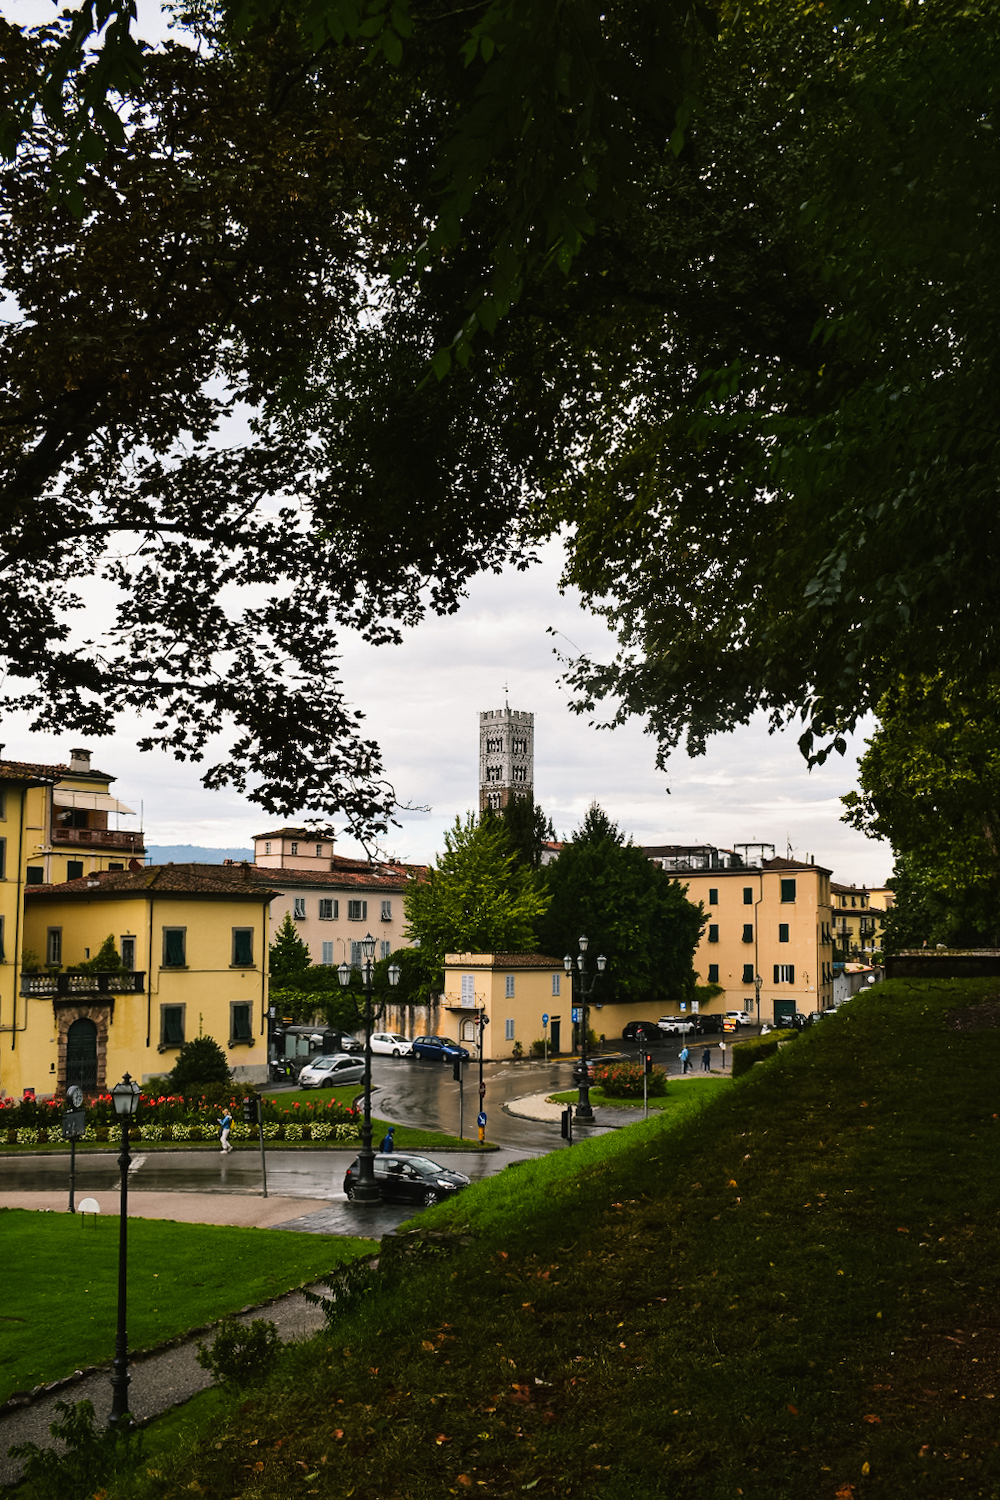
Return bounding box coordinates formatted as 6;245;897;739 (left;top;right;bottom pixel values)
832;882;888;960
252;827;414;969
14;863;275;1096
442;952;566;1059
644;847;834;1023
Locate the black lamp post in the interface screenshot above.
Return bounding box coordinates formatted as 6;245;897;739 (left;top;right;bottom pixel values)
754;972;763;1032
109;1072;140;1428
338;937;399;1202
565;936;606;1122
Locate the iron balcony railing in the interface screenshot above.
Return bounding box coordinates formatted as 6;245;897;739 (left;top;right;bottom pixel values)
21;971;146;998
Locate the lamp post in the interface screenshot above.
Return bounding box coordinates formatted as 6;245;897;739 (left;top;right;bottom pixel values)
109;1072;140;1428
564;936;606;1123
338;937;399;1202
754;972;763;1032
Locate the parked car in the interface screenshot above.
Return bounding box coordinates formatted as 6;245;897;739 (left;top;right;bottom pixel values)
692;1014;724;1035
343;1153;471;1206
621;1021;660;1041
297;1053;365;1089
370;1031;413;1056
410;1036;471;1062
658;1017;695;1036
725;1011;751;1028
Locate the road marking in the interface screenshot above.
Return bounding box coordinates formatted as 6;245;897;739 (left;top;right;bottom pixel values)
128;1154;147;1173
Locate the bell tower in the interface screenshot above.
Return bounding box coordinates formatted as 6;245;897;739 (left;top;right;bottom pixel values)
479;707;534;812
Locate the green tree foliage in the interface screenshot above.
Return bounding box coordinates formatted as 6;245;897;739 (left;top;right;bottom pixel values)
843;675;1000;947
268;911;313;985
167;1035;232;1092
71;935;122;974
497;799;556;871
404;814;551;973
537;807;704;1006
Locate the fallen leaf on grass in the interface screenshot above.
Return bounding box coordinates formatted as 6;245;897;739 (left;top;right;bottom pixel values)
787;1405;799;1416
863;1415;881;1424
835;1486;855;1499
436;1434;451;1444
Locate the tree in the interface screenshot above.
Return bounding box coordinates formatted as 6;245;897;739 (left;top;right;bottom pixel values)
537;806;704;1006
167;1035;231;1092
71;935;121;974
404;813;551;976
496;799;556;871
268;912;313;986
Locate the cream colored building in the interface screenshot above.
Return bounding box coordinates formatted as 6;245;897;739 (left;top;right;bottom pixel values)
442;953;567;1059
832;882;888;960
22;747;145;887
15;864;275;1096
251;827;414;969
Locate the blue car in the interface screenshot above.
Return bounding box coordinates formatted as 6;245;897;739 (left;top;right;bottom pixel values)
410;1035;471;1062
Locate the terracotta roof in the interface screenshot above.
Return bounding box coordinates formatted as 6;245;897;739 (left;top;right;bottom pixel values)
831;881;868;895
444;952;565;969
762;857;832;874
258;866;415;892
25;863;279;902
252;826;337;841
0;756;114;783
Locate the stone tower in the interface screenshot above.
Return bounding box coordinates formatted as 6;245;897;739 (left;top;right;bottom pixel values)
479;707;534;812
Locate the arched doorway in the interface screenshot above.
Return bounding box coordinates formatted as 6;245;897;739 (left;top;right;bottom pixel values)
65;1017;98;1091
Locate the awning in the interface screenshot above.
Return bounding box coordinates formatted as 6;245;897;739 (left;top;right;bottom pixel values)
53;790;136;816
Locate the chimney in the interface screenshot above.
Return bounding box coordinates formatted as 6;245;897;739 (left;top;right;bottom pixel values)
69;748;92;773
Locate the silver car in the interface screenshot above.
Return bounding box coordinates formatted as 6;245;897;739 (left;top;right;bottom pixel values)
297;1053;365;1089
370;1032;413;1057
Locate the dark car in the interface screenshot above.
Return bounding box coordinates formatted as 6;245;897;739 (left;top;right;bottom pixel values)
342;1153;471;1206
693;1014;724;1035
621;1021;660;1041
411;1036;471;1062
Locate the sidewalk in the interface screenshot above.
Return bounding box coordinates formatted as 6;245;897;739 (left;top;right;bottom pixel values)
0;1190;326;1228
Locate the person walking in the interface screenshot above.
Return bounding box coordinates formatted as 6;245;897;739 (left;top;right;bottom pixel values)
680;1045;690;1075
701;1046;711;1072
379;1126;395;1153
718;1040;727;1070
218;1107;233;1153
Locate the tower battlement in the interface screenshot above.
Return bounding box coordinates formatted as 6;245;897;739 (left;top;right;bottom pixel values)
479;707;534;812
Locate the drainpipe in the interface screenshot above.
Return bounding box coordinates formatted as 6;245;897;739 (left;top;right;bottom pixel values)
9;783;28;1046
146;898;154;1048
754;869;765;1028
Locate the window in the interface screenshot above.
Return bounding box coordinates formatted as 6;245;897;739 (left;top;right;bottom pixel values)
264;842;271;855
290;842;299;855
232;928;254;966
108;862;124;872
319;899;337;920
708;925;719;943
380;940;392;960
551;973;560;996
66;862;84;881
348;900;367;921
742;964;754;984
321;941;334;965
230;1002;253;1044
293;898;306;919
121;936;135;971
0;789;5;820
743;887;753;904
160;1005;185;1048
315;844;323;857
461;974;475;1006
505;975;515;998
0;916;5;962
773;964;795;984
505;1019;515;1041
0;837;5;879
26;867;43;885
350;940;364;967
780;879;797;903
512;736;528;754
381;899;392;921
708;963;719;983
512;766;527;782
162;928;186;966
778;923;789;943
708;888;718;905
47;927;62;966
742;924;753;943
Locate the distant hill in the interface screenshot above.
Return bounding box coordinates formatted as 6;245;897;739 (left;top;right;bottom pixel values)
145;845;254;866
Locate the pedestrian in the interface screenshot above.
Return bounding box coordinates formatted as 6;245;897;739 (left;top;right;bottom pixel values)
379;1125;395;1153
701;1047;711;1072
218;1107;233;1153
680;1045;690;1074
718;1040;727;1070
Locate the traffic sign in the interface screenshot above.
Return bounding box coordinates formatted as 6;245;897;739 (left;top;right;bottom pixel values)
542;1013;549;1027
572;1007;581;1023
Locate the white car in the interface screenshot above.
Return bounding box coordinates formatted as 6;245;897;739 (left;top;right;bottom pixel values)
658;1017;695;1035
297;1053;365;1089
370;1032;413;1057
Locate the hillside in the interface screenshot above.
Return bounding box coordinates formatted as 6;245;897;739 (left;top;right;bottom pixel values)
118;979;1000;1499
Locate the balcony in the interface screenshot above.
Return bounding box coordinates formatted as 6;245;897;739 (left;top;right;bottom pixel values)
50;827;145;852
21;971;146;998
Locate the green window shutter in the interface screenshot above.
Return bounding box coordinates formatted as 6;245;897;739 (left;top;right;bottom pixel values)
780;879;797;903
742;964;754;983
773;964;780;984
163;929;186;966
163;1007;184;1045
708;888;718;905
779;924;789;942
708;964;719;983
708;925;719;943
743;887;753;904
742;924;753;943
232;928;253;965
231;1003;252;1042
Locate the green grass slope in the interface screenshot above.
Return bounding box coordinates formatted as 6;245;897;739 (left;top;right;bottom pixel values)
116;979;1000;1500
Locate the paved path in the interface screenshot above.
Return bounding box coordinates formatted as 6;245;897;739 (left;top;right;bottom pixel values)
0;1190;325;1228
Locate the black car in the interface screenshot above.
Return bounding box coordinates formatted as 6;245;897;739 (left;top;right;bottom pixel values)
621;1021;661;1041
693;1014;724;1035
343;1154;471;1207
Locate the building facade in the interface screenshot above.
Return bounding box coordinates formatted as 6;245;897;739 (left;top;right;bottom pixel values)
643;847;834;1022
20;747;145;887
479;707;534;812
16;864;275;1095
832;883;889;959
442;952;566;1060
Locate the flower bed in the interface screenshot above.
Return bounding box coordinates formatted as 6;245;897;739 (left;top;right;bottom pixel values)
0;1088;361;1145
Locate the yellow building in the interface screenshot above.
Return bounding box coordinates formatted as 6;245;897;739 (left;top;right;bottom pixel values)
19;746;145;887
644;849;834;1023
831;883;888;960
442;953;566;1060
0;761;60;1086
13;864;275;1097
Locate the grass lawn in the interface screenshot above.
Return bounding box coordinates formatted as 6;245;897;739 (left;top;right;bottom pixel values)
547;1075;732;1112
0;1212;376;1399
271;1084;493;1150
97;975;1000;1500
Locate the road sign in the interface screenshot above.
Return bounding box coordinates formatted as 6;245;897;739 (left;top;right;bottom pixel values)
572;1007;581;1023
542;1013;549;1027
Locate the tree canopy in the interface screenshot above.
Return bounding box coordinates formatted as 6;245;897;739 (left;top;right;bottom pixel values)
268;911;313;985
403;813;550;974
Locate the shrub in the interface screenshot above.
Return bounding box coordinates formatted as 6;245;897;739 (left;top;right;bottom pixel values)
9;1400;145;1498
731;1030;796;1079
196;1318;280;1388
595;1063;668;1098
529;1039;546;1058
167;1036;232;1093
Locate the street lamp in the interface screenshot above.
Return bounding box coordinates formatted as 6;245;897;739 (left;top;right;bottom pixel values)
564;936;606;1123
338;936;399;1202
754;972;763;1031
109;1072;140;1428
